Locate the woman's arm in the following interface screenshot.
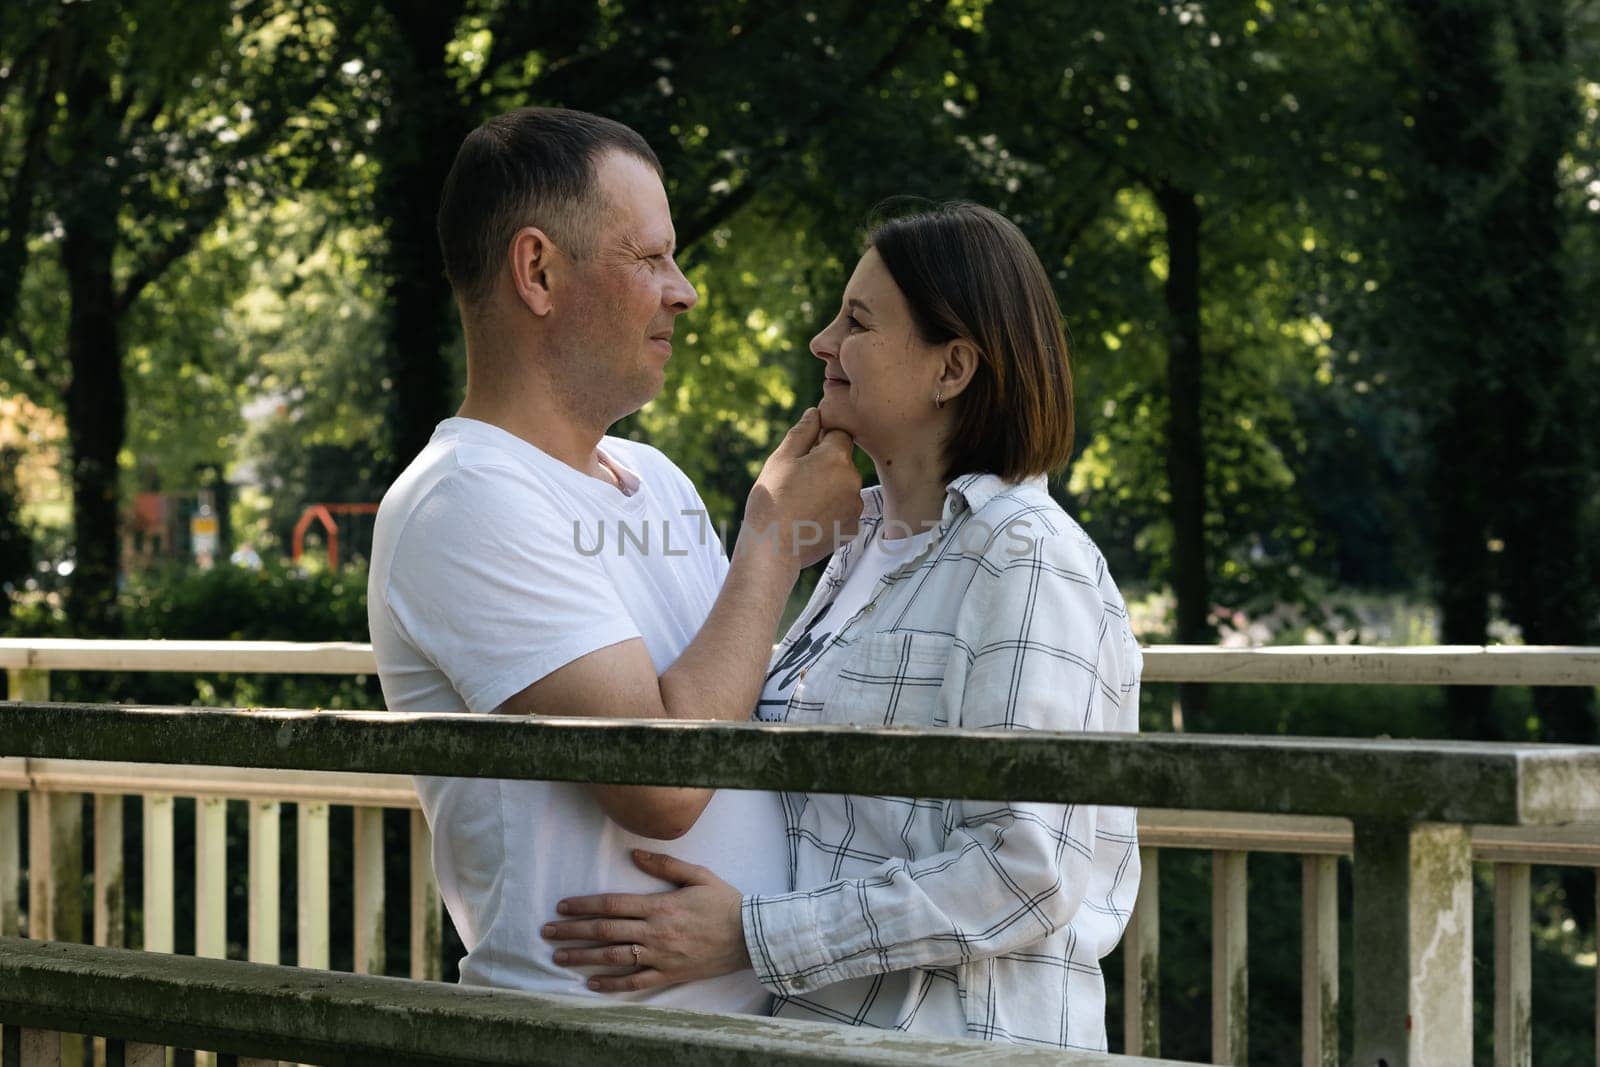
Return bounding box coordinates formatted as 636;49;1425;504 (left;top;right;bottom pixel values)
745;522;1142;991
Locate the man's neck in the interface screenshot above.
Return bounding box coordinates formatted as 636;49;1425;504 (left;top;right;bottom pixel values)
458;346;612;480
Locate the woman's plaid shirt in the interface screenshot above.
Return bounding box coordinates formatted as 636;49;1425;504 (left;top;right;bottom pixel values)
742;473;1142;1050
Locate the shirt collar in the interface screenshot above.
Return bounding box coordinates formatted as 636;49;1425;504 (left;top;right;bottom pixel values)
859;471;1047;527
808;470;1047;612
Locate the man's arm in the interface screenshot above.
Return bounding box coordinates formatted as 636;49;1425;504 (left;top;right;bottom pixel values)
495;409;860;839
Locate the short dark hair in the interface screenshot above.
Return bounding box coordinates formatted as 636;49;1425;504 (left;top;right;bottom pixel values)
437;107;662;308
868;202;1074;482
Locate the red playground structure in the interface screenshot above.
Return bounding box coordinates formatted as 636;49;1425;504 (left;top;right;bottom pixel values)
290;503;380;569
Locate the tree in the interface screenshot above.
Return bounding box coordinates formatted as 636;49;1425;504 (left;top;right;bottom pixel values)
2;0;344;632
966;0;1349;715
330;0;473;478
323;0;956;483
1490;1;1596;742
0;446;30;596
1369;0;1598;736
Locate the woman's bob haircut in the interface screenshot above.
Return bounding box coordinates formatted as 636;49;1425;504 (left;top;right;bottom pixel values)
867;201;1074;482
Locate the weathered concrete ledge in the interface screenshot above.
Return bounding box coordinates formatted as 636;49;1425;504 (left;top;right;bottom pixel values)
2;702;1599;825
0;938;1183;1066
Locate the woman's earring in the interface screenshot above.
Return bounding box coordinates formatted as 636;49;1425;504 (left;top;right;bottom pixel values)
934;388;945;409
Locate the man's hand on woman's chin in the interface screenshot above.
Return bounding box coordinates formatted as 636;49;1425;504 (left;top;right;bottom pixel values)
542;849;750;993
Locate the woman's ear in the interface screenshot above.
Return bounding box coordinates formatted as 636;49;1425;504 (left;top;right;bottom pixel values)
937;339;980;402
508;226;559;316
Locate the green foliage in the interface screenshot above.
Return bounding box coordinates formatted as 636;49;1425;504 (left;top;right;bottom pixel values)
222;196;392;548
120;201;259;491
123;561;366;642
6;0;1593;636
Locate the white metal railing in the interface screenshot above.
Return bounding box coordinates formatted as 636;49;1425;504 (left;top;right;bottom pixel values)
2;638;1599;1066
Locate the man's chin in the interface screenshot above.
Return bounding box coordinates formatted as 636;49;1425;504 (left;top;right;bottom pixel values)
600;375;666;428
634;369;668;410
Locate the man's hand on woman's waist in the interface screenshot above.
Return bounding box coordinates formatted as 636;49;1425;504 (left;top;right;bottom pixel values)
542;849;750;992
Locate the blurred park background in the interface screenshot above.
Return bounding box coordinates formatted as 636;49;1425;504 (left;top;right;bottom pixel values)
1;0;1598;1061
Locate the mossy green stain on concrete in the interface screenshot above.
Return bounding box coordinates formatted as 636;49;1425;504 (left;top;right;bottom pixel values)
1137;951;1160;1056
1226;965;1248;1063
4;668;49;701
101;868;125;947
418;900;442;981
1316;982;1338;1067
1350;819;1414;1067
365;902;385;974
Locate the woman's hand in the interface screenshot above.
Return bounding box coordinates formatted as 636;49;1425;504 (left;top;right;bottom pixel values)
542;849;751;992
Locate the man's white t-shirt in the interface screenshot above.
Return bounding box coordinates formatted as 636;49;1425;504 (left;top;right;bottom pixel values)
367;416;787;1011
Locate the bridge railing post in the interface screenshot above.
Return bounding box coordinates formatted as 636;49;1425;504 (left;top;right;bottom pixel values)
1350;820;1474;1067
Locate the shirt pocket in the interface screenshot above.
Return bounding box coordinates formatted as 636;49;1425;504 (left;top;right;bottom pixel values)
824;630;957;728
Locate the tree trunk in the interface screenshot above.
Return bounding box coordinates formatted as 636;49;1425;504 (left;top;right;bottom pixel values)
1428;405;1496;736
0;21;62;346
1495;6;1595;743
1401;0;1505;737
0;447;32;595
59;57;125;636
375;3;471;479
1156;181;1210;721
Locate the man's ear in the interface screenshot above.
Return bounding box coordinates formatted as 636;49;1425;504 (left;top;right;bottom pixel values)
937;339;981;402
507;226;559;317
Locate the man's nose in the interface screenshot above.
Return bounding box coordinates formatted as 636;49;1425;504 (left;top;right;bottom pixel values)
665;262;698;312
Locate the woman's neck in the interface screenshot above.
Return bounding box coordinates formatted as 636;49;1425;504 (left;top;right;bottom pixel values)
872;444;948;539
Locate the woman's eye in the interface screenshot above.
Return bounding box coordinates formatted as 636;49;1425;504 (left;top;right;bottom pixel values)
845;314;864;331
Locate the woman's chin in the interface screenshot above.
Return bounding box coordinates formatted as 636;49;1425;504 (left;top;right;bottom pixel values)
816;394;851;432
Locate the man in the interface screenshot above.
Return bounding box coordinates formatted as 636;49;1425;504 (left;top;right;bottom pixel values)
367;107;861;1013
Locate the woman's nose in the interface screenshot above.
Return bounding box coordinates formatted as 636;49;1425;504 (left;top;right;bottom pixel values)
810;323;837;360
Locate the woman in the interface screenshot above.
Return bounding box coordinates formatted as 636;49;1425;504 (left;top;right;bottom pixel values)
541;202;1142;1051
